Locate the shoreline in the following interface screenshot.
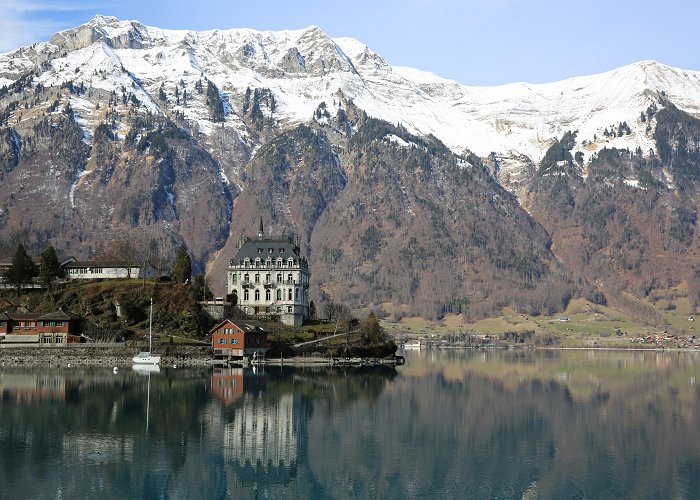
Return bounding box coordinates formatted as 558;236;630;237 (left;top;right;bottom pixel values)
3;343;700;369
404;345;700;353
0;345;214;368
0;345;404;368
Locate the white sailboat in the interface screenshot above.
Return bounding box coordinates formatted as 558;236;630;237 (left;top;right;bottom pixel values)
132;298;161;365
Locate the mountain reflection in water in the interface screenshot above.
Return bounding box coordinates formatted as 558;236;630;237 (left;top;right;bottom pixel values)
1;350;700;499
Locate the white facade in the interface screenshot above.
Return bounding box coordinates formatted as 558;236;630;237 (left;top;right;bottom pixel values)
65;262;152;279
223;393;297;470
227;226;310;326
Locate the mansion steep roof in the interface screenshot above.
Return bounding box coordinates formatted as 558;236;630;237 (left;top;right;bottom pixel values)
231;237;303;265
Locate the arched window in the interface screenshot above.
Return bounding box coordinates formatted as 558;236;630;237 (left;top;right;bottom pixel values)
265;289;271;301
254;289;260;301
276;289;282;301
243;289;249;301
244;273;250;283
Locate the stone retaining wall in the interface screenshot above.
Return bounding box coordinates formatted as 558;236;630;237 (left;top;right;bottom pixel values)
0;345;213;367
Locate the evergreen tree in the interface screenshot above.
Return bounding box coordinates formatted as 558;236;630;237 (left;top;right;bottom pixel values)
171;246;192;284
193;273;212;300
206;80;225;122
5;244;37;296
359;311;383;344
309;300;316;320
39;244;61;289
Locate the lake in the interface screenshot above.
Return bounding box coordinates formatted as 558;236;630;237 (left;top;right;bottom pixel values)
1;349;700;499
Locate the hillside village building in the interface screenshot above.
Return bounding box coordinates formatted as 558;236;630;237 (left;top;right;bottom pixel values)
227;220;310;326
64;261;153;280
0;309;82;344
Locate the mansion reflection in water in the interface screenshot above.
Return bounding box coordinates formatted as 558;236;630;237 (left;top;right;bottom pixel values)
209;367;305;488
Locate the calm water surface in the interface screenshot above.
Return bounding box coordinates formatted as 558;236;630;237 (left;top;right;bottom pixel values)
2;349;700;499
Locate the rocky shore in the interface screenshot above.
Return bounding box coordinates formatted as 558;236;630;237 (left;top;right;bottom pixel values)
0;345;214;368
0;345;406;368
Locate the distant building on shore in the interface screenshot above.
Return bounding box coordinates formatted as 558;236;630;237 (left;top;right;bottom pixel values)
64;260;153;280
227;218;310;326
0;309;82;344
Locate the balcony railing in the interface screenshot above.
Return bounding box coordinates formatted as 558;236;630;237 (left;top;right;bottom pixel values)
236;278;304;288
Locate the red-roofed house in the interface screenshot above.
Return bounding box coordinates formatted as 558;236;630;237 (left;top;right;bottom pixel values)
0;309;82;344
210;319;269;358
0;312;10;335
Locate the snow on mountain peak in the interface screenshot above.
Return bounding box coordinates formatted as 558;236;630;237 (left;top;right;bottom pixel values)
2;18;700;186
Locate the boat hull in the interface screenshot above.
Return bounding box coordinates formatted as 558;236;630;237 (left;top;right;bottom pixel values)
402;342;422;350
133;352;161;365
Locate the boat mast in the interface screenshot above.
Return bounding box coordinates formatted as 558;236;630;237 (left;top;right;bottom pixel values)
149;297;153;353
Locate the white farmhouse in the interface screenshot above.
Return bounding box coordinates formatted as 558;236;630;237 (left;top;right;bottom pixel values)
227;219;310;326
64;261;153;280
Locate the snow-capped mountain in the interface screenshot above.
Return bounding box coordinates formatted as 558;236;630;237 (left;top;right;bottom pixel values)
2;15;700;314
3;15;700;191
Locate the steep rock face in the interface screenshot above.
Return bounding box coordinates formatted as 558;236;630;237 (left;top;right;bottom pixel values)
208;106;571;318
525;103;700;311
0;79;231;272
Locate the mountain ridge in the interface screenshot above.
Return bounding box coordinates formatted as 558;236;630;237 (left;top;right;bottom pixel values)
4;16;700;177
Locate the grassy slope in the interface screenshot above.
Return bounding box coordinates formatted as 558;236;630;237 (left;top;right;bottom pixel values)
381;284;699;348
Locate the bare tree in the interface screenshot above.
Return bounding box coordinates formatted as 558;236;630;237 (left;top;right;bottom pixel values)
323;301;337;322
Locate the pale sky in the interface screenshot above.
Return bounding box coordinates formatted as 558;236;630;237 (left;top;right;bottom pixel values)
0;0;697;86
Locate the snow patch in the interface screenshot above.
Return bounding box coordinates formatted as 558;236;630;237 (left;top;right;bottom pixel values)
69;167;92;208
385;134;418;148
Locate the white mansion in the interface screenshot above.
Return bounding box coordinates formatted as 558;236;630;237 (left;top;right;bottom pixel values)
227;220;310;326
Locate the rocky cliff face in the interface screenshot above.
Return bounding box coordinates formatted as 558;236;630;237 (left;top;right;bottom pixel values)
1;16;699;318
